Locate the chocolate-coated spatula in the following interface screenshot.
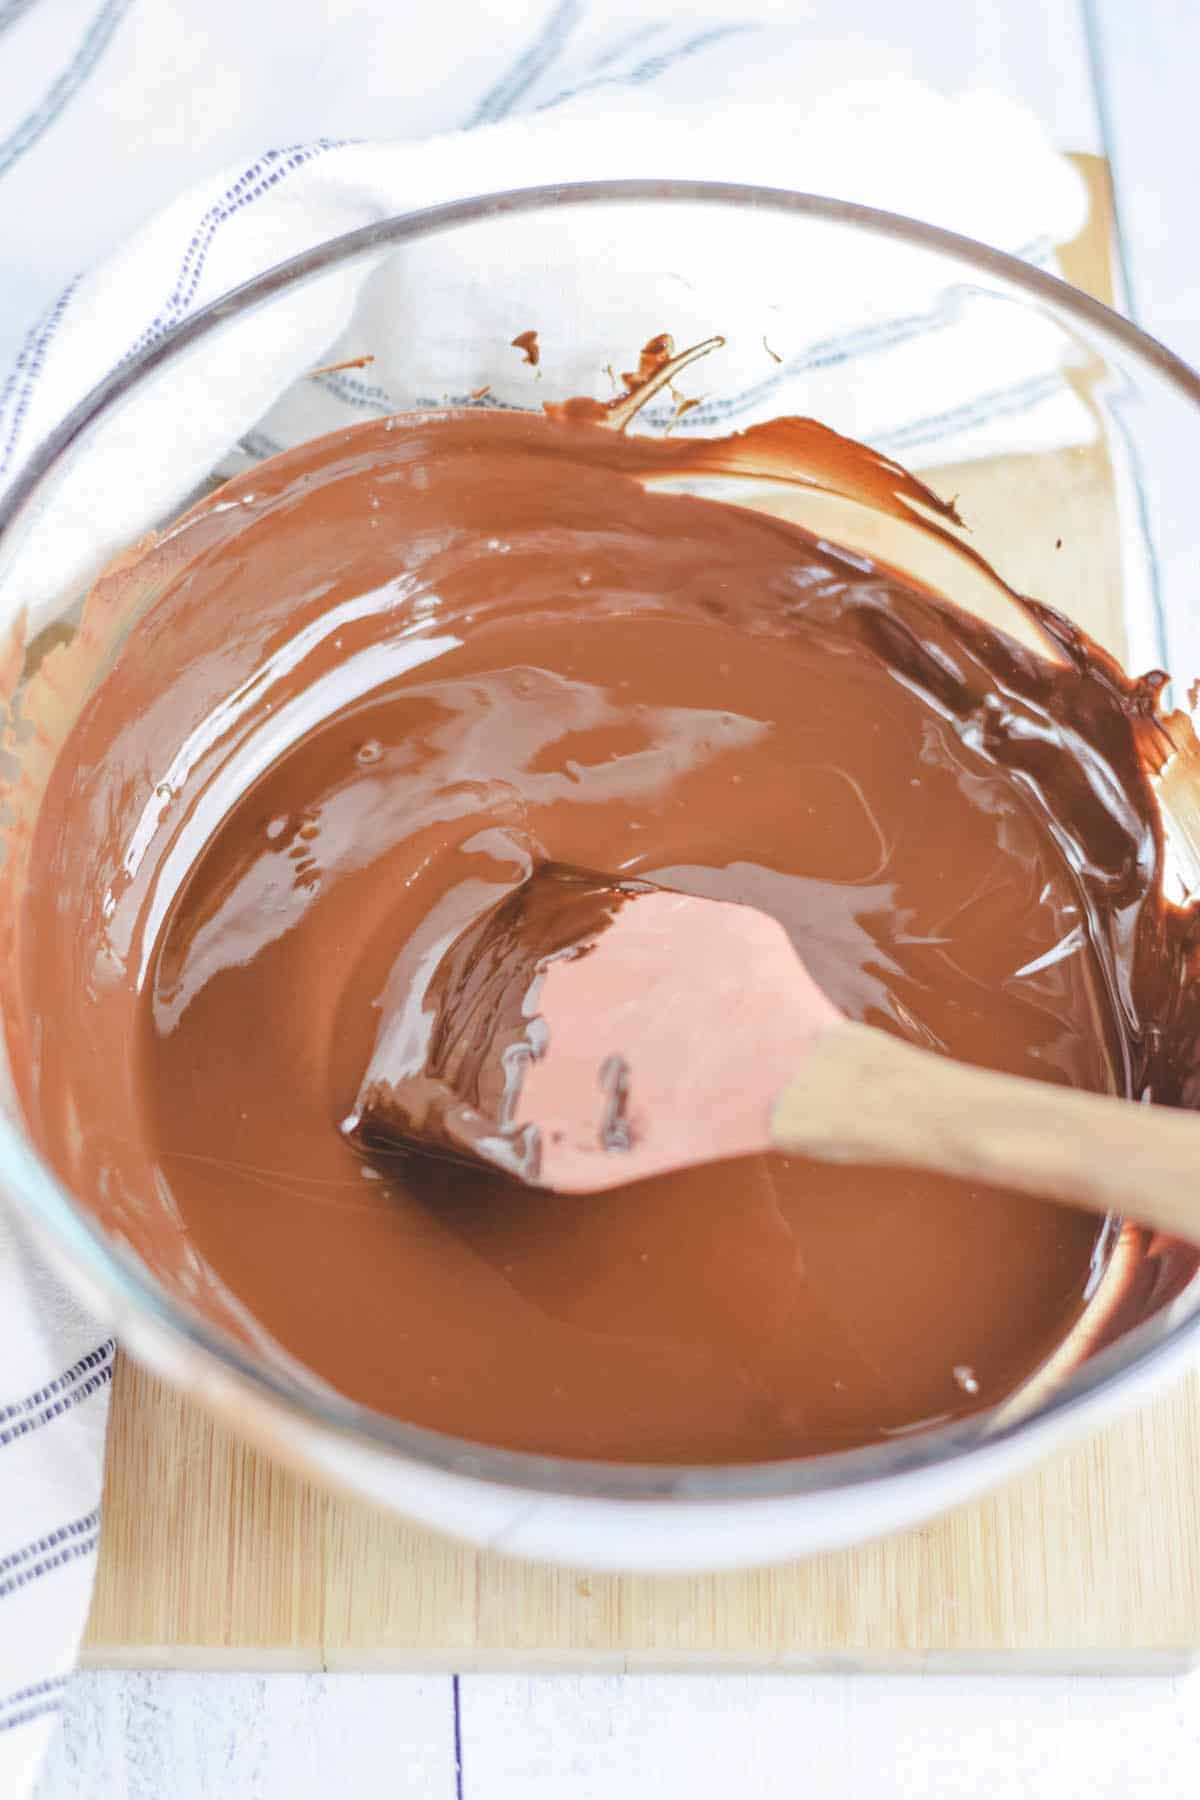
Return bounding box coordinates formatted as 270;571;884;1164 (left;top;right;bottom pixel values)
352;864;1200;1239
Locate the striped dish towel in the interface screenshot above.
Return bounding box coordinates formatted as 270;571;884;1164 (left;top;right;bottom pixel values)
0;9;1090;1790
0;1207;111;1788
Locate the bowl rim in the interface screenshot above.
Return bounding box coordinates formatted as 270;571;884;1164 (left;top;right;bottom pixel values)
4;175;1200;1505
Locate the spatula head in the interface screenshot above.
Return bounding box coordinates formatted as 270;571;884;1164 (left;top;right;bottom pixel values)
349;863;839;1192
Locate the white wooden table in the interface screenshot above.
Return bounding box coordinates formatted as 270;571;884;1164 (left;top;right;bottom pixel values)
24;0;1200;1793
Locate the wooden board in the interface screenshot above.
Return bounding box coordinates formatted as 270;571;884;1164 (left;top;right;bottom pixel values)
83;1358;1200;1671
84;156;1200;1669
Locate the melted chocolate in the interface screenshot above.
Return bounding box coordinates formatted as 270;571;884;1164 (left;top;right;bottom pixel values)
352;862;648;1184
511;329;540;368
7;408;1200;1465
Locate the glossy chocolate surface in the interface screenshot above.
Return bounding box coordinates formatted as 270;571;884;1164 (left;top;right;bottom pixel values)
10;409;1199;1463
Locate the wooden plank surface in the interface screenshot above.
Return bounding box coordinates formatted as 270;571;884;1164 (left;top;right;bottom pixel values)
45;1662;1200;1800
452;1670;1200;1800
1085;0;1200;365
1083;0;1200;685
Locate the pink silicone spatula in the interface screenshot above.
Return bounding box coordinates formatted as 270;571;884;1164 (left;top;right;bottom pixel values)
352;864;1200;1238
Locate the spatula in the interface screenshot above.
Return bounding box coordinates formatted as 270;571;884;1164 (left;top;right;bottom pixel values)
350;863;1200;1239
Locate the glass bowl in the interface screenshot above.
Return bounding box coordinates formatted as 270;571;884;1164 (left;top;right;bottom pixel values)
2;181;1200;1573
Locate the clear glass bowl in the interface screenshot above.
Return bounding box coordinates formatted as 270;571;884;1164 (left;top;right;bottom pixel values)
2;182;1200;1572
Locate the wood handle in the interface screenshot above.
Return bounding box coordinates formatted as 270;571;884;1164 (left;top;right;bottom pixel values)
771;1019;1200;1242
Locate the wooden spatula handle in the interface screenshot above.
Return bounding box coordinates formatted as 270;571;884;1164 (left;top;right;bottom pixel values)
771;1019;1200;1241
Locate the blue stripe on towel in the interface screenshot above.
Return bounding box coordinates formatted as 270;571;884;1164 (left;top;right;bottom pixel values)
0;1361;115;1451
876;372;1063;458
0;1341;115;1427
535;19;757;112
0;0;131;181
0;1670;67;1713
0;1697;65;1735
123;139;345;364
0;0;43;36
0;1537;99;1605
0;141;342;481
469;0;583;126
0;276;80;481
0;1509;99;1602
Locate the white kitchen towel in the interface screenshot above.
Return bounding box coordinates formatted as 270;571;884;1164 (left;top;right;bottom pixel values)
0;6;1090;1793
0;83;1091;637
0;1209;113;1792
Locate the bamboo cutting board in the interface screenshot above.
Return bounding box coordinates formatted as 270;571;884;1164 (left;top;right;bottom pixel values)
84;1358;1200;1670
83;157;1200;1669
